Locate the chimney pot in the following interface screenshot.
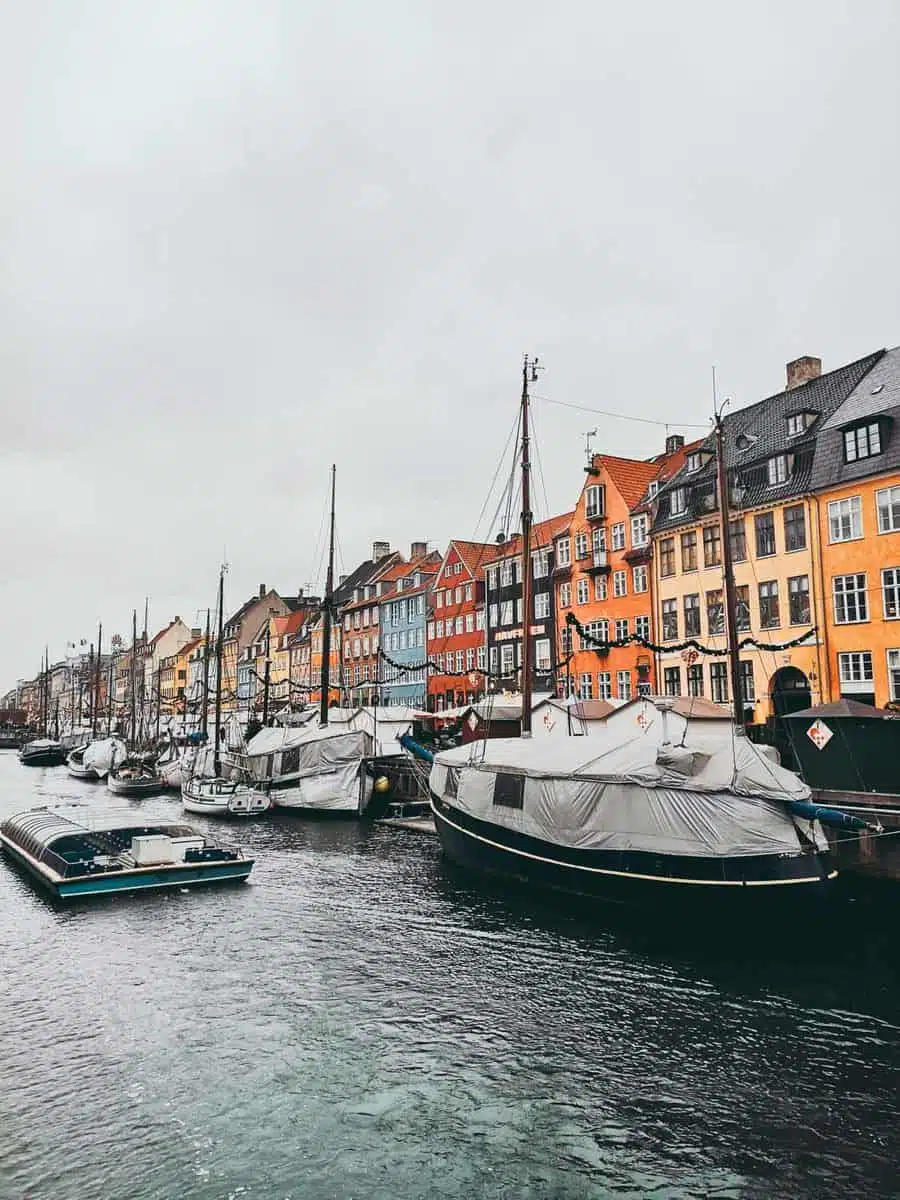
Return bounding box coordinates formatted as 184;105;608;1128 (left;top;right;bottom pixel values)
410;540;427;560
372;540;391;561
496;532;507;545
786;356;822;390
665;433;685;456
259;583;266;598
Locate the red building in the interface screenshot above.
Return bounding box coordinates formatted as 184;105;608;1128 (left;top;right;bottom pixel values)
426;540;496;711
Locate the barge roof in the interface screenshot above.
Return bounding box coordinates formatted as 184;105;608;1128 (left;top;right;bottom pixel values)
1;805;195;850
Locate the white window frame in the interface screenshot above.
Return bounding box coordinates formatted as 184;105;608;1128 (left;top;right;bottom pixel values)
633;565;648;594
838;651;873;685
559;582;571;608
883;567;900;620
576;578;589;605
833;573;869;625
585;485;604;519
615;618;628;640
670;487;688;515
610;523;626;551
635;615;650;640
534;592;550;620
616;670;632;701
767;454;790;486
887;649;900;702
594;576;608;601
630;515;648;547
574;532;588;560
535;638;551;673
613;570;627;598
828;496;863;543
876;486;900;534
556;538;571;567
597;672;611;700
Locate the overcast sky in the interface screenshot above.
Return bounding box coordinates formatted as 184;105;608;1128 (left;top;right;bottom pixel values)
2;0;899;685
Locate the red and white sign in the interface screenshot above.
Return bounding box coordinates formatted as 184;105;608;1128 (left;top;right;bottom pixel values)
806;719;833;751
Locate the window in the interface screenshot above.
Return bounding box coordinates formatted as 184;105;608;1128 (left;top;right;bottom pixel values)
839;651;873;685
560;626;572;654
739;660;755;702
687;664;704;696
611;523;626;551
828;496;862;543
515;598;523;625
500;643;515;676
594;576;608;601
580;619;608;650
455;617;464;635
592;526;606;554
535;639;551;672
487;568;497;592
534;592;550;620
615;619;629;640
706;589;724;635
435;590;443;609
844;422;882;463
633;565;648;593
784;504;807;552
578;673;594;700
788;576;810;625
500;601;513;625
513;559;522;584
684;594;701;637
489;646;499;674
556;538;571;567
767;454;790;485
464;583;473;602
576;579;589;605
787;412;809;437
455;562;462;575
883;568;900;619
681;531;698;571
686;453;701;472
436;619;444;638
631;515;648;547
648;480;659;499
702;524;721;567
710;662;728;704
476;609;485;631
663;666;681;696
670;487;688;515
574;532;588;560
487;606;497;630
494;773;525;810
887;650;900;702
617;670;632;701
465;612;474;633
585;485;605;519
635;615;650;639
876;486;900;534
755;512;776;557
659;538;676;577
559;582;571;608
613;570;627;598
476;645;485;671
729;519;747;562
662;599;678;641
533;550;549;577
833;574;868;624
427;621;434;641
597;672;611;700
759;581;780;628
500;560;513;587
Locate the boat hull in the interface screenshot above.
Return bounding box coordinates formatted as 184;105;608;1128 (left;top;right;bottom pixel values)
19;747;66;768
182;779;270;818
0;837;252;901
107;776;165;798
67;764;100;781
431;794;836;914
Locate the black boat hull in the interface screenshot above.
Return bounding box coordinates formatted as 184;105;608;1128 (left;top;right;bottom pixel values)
19;749;66;768
431;794;836;915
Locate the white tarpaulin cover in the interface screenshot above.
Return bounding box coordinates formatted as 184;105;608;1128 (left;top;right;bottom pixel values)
431;717;822;859
82;737;127;779
239;722;374;812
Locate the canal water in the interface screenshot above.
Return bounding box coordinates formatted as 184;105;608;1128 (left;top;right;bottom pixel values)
1;753;899;1200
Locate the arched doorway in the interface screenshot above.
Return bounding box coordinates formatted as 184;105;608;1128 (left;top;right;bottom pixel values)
769;667;812;771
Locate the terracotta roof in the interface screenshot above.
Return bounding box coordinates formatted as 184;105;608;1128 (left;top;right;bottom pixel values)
490;512;574;560
271;611;308;639
598;456;660;509
444;539;498;580
178;637;202;659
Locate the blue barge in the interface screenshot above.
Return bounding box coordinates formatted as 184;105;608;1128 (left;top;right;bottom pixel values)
0;805;254;900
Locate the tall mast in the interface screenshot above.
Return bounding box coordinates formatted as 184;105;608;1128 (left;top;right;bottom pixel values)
262;621;271;727
214;566;225;776
200;607;211;737
94;622;102;738
520;357;537;738
42;648;48;737
106;657;114;736
319;464;336;726
87;643;95;733
130;610;138;746
714;407;745;727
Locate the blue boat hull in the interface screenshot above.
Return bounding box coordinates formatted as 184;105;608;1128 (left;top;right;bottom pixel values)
2;841;253;902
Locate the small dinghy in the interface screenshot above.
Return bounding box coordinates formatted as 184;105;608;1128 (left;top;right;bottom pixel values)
67;745;97;781
19;738;66;768
107;761;165;799
182;775;270;818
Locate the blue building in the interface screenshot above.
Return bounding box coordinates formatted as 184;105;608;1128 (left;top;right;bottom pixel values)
378;550;440;708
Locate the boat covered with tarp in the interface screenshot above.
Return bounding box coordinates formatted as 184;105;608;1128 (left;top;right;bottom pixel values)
0;804;254;900
429;705;838;911
238;722;375;813
68;737;127;781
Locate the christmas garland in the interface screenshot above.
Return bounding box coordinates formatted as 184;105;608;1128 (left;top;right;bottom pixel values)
564;612;818;656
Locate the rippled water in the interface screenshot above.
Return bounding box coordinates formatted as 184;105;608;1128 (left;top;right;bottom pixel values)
2;753;900;1199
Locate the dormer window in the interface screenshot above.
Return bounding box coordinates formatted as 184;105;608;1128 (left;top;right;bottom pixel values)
735;433;758;453
844;421;883;463
767;454;790;486
414;572;422;587
670;487;688;516
786;412;813;438
648;481;659;499
396;578;404;592
686;453;701;473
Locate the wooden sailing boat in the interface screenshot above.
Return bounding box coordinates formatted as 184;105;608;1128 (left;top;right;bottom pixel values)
108;611;165;797
427;357;845;915
181;566;269;817
20;649;65;767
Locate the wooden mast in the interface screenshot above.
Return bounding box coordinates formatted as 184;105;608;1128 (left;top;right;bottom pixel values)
130;610;138;747
200;607;211;738
520;357;537;738
214;567;225;776
714;405;745;727
319;465;336;727
93;622;102;738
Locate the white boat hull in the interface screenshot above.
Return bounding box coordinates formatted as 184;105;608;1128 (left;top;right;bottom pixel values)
182;777;270;818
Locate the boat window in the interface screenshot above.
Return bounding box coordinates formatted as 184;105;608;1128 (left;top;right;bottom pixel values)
493;773;525;810
445;768;459;799
281;747;301;776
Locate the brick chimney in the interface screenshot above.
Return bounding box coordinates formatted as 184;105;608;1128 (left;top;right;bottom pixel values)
372;540;391;561
410;540;428;560
258;583;266;599
786;356;821;390
665;433;684;456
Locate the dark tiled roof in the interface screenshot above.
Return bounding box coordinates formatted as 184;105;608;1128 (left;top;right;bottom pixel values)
651;350;885;532
810;346;900;493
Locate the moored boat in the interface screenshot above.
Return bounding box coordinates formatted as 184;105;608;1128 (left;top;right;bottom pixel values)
182;775;270;818
19;738;66;768
0;804;253;900
66;745;96;780
107;761;165;798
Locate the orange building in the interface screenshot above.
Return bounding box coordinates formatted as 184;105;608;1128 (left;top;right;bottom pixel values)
811;347;900;707
558;437;698;701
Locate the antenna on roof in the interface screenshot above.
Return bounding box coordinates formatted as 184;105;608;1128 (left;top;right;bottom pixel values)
583;428;597;464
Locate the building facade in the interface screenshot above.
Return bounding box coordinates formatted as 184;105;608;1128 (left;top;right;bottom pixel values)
426;540;493;710
378;547;441;708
